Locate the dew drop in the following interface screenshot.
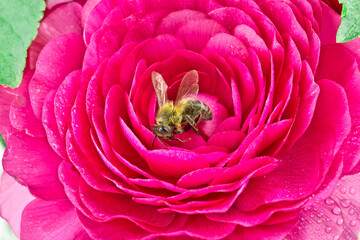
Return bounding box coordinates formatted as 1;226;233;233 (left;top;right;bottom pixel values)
348;208;355;215
337;218;344;226
317;213;324;218
340;199;351;208
350;220;356;227
332;206;342;215
326;217;331;222
349;188;355;195
326;198;335;205
325;226;332;233
340;187;346;194
317;219;322;223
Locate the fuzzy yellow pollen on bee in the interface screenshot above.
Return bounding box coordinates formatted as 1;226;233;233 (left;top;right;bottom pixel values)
151;70;213;149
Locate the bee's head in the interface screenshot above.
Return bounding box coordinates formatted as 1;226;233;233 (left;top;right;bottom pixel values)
153;124;173;138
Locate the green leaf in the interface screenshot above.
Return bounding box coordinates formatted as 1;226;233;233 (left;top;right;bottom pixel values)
0;0;45;88
336;0;360;43
0;134;5;147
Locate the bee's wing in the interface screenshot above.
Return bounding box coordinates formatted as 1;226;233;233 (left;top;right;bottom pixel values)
175;70;199;104
152;71;169;108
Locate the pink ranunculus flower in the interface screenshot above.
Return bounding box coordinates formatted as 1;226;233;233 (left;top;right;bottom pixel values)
1;0;360;239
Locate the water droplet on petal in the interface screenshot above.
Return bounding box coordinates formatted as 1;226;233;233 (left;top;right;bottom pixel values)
326;198;335;205
340;199;351;208
350;220;356;226
337;218;344;225
325;226;332;233
348;208;355;215
340;187;346;194
332;206;342;215
349;188;355;195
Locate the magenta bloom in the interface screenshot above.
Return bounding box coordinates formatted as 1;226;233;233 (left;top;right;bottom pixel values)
1;0;360;239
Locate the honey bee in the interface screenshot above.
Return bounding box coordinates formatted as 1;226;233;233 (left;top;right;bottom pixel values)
152;70;213;148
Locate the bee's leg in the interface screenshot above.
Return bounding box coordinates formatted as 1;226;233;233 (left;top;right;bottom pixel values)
152;136;156;148
156;136;168;149
172;136;191;142
185;115;199;135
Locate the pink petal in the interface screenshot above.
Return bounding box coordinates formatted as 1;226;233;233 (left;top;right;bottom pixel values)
181;215;236;239
156;9;207;34
236;79;352;211
122;10;170;44
316;44;360;174
145;149;219;178
9;71;45;137
0;84;15;141
306;79;351;180
281;61;320;153
259;1;309;59
236;144;321;211
83;0;142;45
91;109;140;182
3;132;65;200
207;130;246;152
54;70;82;140
233;24;270;70
176;19;227;52
287;173;360;239
59;160;103;220
30;3;83;68
214;116;242;133
81;0;102;27
228;57;255;112
42;91;67;157
208;7;259;32
203;33;249;63
104;85;135;155
229;120;292;166
102;43;137;94
78;212;148;240
213;156;278;185
47;0;73;9
66;130;118;193
207;200;303;228
79;181;176;226
29;33;85;119
176;167;226;188
0;173;35;238
228;220;297;240
21;199;91;240
319;2;340;46
85;60;107;117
